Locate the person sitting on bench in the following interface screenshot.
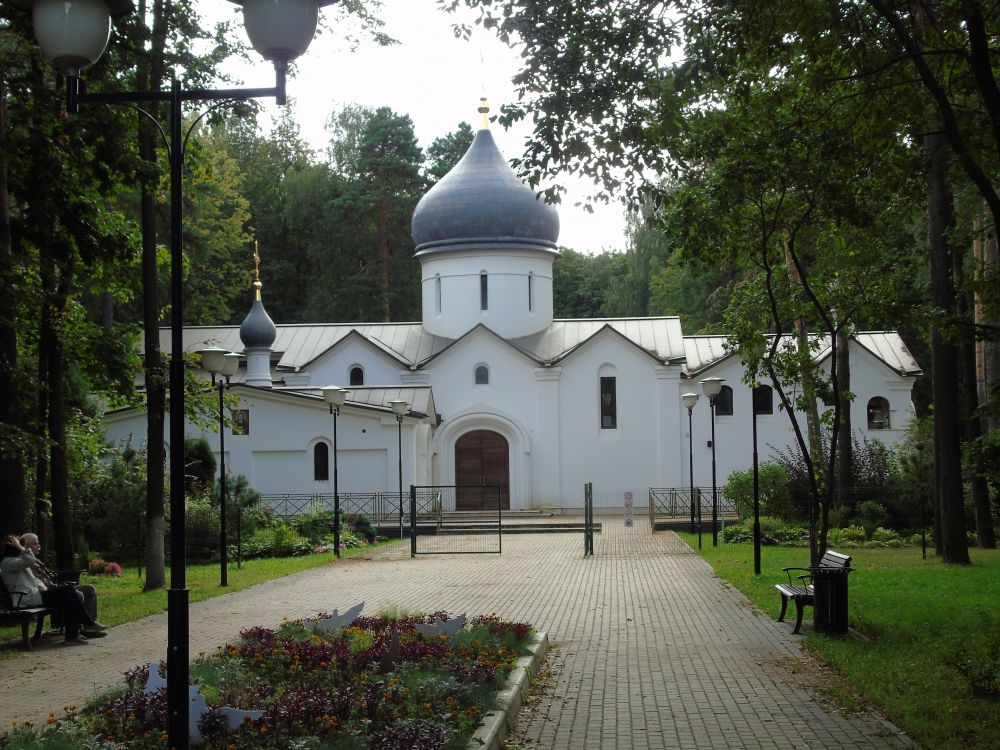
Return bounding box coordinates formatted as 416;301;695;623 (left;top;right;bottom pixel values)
0;536;107;645
19;533;104;637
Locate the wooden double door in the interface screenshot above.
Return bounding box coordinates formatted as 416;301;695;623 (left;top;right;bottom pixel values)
455;430;510;510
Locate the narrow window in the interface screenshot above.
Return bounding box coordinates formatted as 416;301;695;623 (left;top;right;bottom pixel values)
435;274;442;314
475;365;489;385
528;273;534;312
480;272;488;311
867;397;890;429
314;443;329;481
715;385;734;416
349;367;364;386
752;384;773;415
600;376;617;429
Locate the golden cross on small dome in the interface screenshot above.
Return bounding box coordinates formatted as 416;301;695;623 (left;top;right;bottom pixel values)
253;241;263;300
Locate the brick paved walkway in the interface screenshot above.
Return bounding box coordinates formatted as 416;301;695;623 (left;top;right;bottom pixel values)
0;527;912;748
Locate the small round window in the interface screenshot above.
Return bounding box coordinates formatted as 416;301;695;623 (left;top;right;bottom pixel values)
475;365;489;385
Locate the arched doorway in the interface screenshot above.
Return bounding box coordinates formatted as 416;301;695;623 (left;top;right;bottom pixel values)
455;430;510;510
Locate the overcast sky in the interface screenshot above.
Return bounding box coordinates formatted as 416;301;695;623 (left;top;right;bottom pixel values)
201;0;628;254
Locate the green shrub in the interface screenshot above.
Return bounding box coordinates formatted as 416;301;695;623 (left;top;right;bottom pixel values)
294;507;336;543
349;514;377;543
722;516;807;545
854;500;890;538
870;527;904;547
184;436;216;492
722;463;796;520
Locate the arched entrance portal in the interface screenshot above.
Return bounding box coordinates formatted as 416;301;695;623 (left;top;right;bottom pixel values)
455;430;510;510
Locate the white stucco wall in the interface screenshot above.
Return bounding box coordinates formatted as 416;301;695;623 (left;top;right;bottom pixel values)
419;250;555;339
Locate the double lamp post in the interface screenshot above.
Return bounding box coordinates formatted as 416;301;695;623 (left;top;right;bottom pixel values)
12;1;333;746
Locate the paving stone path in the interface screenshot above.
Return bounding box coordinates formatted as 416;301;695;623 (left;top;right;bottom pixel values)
0;526;913;748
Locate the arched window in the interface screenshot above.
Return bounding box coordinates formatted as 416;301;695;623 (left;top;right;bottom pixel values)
480;272;488;311
314;442;329;481
349;366;364;386
752;384;773;415
435;274;442;314
867;397;890;429
715;385;734;416
475;365;489;385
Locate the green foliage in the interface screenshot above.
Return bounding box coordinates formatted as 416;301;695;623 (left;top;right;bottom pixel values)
722;516;808;545
552;248;627;318
183;437;216;492
293;507;336;543
854;501;890;539
71;439;146;559
425;121;475;182
722;463;794;520
349;514;377;543
826;525;868;547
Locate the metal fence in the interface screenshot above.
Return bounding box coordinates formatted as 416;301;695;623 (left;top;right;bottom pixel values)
410;485;503;555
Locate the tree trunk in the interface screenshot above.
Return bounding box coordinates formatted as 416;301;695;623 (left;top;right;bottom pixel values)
926;129;969;564
378;202;390;321
784;232;825;563
975;222;999;435
959;224;995;548
34;295;50;547
0;76;27;540
45;252;74;570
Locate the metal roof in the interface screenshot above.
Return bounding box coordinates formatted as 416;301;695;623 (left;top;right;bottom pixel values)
160;323;918;380
270;385;436;422
682;332;921;377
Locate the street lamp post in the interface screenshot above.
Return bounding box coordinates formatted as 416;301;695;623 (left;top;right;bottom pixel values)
199;348;240;586
322;387;349;559
751;384;762;575
699;376;725;547
681;392;701;549
389;399;409;539
13;2;329;746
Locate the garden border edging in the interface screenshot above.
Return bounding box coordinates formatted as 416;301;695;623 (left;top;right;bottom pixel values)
468;631;549;750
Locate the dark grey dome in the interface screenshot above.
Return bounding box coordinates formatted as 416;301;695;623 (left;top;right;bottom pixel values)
411;128;560;256
240;295;276;349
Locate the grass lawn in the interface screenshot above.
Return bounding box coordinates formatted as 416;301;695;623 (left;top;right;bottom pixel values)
677;534;1000;750
0;543;389;660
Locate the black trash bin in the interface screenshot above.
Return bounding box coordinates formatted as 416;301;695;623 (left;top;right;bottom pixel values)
812;565;853;634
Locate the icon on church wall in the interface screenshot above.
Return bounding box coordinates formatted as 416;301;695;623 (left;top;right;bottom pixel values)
232;409;250;435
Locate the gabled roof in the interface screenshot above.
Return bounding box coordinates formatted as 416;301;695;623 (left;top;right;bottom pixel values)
512;317;687;365
160;316;687;373
682;332;921;378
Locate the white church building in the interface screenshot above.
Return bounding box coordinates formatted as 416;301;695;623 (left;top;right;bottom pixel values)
104;104;921;512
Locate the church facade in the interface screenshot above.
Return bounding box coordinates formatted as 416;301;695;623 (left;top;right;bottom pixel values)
104;104;921;511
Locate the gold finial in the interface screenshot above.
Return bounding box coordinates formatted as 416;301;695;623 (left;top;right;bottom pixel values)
253;241;263;301
478;96;490;130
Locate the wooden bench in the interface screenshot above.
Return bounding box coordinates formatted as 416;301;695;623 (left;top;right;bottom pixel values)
775;550;852;634
0;578;57;650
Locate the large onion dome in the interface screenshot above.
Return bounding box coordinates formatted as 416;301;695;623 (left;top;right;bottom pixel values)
411;101;559;256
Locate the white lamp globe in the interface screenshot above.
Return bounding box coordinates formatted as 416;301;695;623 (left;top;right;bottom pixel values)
699;376;725;399
221;353;242;379
30;0;112;71
199;347;228;375
322;386;349;409
234;0;321;64
681;392;700;411
389;399;409;418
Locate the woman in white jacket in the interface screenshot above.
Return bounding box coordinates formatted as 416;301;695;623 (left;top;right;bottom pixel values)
1;535;104;645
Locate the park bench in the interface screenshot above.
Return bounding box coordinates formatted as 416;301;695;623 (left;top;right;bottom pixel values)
0;578;58;650
775;549;852;634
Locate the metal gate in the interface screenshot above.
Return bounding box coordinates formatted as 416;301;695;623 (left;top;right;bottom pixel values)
410;485;502;556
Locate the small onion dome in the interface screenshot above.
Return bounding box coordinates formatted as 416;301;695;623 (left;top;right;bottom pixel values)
239;281;277;349
411;127;559;257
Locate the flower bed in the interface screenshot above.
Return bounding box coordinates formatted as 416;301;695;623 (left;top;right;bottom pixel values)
2;612;534;750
